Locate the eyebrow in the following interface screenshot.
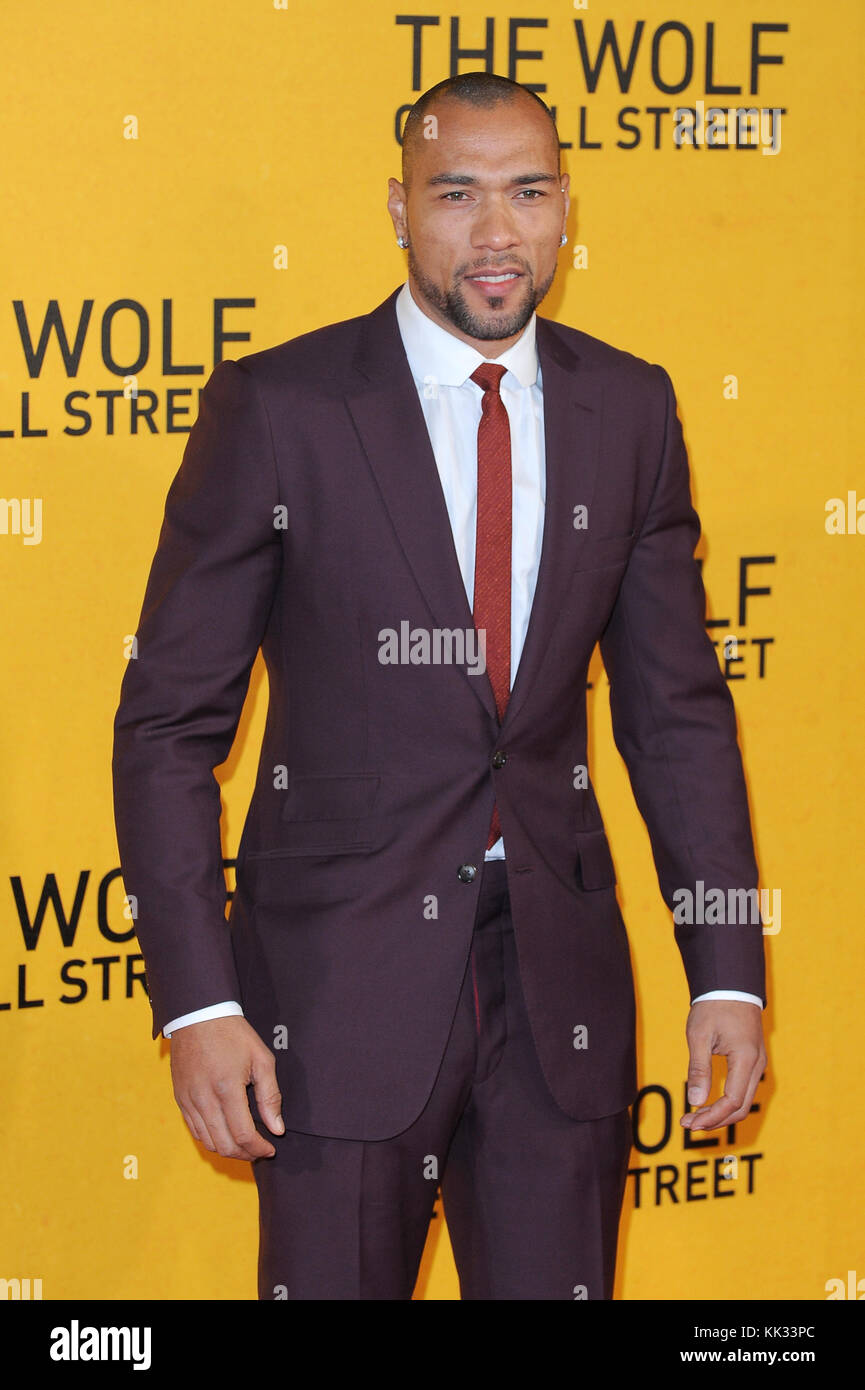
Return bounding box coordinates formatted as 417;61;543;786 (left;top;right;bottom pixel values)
426;171;559;188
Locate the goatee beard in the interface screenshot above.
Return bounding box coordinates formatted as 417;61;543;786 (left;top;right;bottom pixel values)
408;253;555;342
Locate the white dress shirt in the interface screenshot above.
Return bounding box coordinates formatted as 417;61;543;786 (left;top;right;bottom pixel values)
162;281;761;1035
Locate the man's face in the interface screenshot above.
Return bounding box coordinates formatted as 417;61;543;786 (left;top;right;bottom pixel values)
388;96;569;355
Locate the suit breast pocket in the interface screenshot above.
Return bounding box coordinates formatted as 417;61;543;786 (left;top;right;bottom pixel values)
247;773;381;858
573;530;635;572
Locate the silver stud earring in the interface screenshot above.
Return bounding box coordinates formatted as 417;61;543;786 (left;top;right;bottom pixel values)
397;236;409;249
560;233;568;246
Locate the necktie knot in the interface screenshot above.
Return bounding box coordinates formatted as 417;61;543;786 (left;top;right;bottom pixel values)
470;363;507;396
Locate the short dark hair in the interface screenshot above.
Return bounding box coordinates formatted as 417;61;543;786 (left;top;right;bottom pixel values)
401;72;560;189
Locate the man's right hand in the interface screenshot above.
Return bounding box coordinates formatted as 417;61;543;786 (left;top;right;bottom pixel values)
169;1016;284;1160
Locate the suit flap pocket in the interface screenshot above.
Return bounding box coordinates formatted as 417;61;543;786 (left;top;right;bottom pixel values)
575;829;617;890
281;773;380;823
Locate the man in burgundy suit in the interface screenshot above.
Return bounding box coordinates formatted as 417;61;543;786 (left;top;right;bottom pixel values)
113;72;767;1300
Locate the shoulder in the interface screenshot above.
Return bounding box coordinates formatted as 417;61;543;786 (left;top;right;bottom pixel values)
230;305;371;393
538;314;672;401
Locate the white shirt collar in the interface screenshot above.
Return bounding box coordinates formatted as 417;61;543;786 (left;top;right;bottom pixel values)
395;280;539;391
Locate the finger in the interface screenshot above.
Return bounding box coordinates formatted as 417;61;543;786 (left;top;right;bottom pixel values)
220;1088;277;1160
179;1098;218;1153
686;1048;759;1131
187;1087;255;1159
722;1052;766;1126
199;1113;250;1159
685;1030;714;1109
202;1074;279;1160
685;1096;741;1131
251;1060;285;1138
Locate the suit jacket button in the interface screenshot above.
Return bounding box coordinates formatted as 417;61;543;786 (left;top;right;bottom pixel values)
457;864;477;883
492;750;507;768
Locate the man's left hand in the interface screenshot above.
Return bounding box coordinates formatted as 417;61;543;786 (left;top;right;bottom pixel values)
680;1000;767;1131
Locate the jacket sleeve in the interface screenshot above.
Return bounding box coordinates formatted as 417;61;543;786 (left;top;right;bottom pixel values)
598;365;766;1005
112;359;282;1038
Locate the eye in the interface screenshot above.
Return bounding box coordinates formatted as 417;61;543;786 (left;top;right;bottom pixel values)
516;189;545;199
441;190;470;200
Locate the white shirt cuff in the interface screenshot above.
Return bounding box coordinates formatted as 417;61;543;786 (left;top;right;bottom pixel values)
691;989;764;1008
163;1001;244;1038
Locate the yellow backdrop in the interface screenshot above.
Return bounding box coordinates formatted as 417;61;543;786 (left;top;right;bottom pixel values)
1;0;862;1301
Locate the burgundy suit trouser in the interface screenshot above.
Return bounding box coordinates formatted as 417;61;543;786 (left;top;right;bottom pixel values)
251;858;632;1300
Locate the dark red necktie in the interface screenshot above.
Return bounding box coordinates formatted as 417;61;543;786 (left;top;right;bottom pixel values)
470;363;512;849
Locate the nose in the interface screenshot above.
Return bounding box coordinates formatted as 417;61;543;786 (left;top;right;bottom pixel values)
469;195;521;253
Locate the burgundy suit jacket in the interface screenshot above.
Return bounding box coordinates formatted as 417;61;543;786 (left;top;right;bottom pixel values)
112;285;766;1139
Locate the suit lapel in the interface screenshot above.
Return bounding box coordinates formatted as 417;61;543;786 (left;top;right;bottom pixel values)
344;289;603;731
501;317;603;733
345;289;499;724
